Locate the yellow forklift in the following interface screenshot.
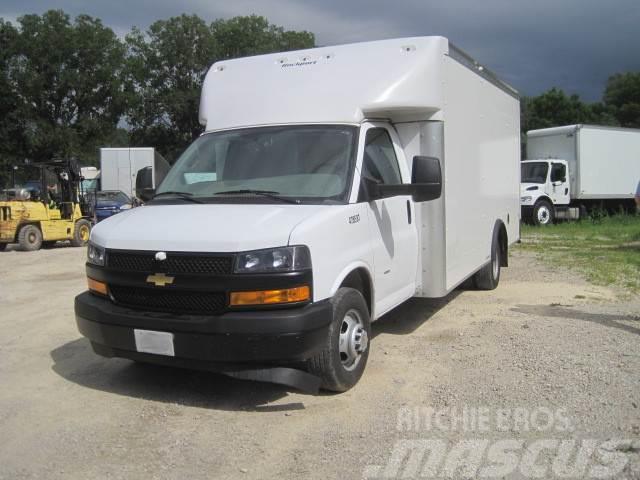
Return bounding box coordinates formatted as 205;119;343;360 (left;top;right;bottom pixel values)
0;159;93;251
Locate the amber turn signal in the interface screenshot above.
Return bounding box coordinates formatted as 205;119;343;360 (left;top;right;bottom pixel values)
87;277;108;296
230;285;310;306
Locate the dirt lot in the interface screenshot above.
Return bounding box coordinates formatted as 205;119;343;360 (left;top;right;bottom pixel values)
1;244;639;479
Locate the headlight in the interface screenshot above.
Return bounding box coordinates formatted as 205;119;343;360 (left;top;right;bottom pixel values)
235;246;311;274
87;243;105;266
120;204;132;210
521;196;532;203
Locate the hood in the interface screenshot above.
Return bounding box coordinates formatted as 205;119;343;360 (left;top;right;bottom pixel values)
95;201;124;209
91;203;330;252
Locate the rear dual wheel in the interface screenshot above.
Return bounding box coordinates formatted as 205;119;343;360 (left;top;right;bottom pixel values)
473;224;502;290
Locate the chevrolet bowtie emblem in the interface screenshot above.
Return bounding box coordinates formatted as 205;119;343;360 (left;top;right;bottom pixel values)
146;273;175;287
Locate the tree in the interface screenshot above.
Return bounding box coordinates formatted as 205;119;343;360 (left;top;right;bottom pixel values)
521;88;604;133
125;14;217;161
604;72;640;128
212;15;314;59
0;19;22;187
3;11;127;165
126;14;315;161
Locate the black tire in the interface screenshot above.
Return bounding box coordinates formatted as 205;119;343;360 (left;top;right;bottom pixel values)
0;243;7;251
473;226;501;290
18;224;43;251
532;200;554;226
71;219;91;247
307;287;371;392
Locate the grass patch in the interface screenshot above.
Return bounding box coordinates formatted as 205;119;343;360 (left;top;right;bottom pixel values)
518;214;640;293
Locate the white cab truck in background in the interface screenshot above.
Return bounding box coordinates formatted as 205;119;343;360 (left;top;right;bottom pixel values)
521;125;640;225
76;37;521;392
99;148;169;200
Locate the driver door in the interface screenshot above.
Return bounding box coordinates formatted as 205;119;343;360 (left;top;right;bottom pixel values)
549;162;570;205
358;123;418;317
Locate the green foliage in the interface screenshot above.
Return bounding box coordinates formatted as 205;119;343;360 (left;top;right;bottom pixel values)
212;15;314;59
125;14;217;161
520;88;616;133
520;215;640;293
125;14;315;161
604;72;640;128
2;10;127;164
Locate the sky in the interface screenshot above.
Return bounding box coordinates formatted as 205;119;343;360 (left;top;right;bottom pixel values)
1;0;639;101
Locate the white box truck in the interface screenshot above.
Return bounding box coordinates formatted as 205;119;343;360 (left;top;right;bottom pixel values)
521;125;640;224
100;148;169;200
75;37;521;392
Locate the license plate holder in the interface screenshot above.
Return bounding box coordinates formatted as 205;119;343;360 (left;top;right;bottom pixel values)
134;329;175;356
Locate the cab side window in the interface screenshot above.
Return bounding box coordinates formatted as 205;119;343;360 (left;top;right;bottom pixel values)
550;163;566;183
362;128;402;185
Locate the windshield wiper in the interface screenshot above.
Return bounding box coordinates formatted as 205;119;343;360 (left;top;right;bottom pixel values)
215;189;300;204
152;191;204;203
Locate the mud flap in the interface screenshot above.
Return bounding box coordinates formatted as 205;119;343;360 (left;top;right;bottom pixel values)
223;367;321;394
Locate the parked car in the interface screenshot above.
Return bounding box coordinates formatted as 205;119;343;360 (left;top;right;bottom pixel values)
94;190;134;222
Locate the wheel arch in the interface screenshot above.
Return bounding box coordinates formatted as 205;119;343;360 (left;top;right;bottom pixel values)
331;263;374;316
533;195;553;208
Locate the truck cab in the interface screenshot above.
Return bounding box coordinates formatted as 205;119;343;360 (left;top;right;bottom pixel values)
520;159;570;225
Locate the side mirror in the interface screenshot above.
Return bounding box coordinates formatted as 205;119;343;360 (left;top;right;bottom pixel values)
366;156;442;203
410;156;442;202
135;167;154;203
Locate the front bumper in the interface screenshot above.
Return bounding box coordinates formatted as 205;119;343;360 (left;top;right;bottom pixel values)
75;291;332;366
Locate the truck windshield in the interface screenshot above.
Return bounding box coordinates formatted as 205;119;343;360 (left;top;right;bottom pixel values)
156;125;358;204
521;162;549;184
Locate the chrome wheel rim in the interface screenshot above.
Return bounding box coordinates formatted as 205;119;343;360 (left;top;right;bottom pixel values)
339;309;368;371
492;247;500;279
537;206;550;224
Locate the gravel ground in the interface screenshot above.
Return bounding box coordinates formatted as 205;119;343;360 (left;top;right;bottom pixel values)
0;244;639;479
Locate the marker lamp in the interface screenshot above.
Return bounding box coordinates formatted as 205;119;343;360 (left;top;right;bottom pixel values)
87;277;108;296
230;286;311;306
234;246;311;274
521;196;532;203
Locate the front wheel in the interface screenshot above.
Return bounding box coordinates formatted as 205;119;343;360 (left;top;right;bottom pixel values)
71;219;91;247
533;200;554;226
307;288;371;392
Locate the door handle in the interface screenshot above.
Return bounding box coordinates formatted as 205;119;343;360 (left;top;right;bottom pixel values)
406;200;412;224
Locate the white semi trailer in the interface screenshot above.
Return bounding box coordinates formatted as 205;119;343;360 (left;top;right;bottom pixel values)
521;125;640;225
76;37;521;392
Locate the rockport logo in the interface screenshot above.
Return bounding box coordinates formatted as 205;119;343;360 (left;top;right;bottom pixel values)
281;60;317;68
